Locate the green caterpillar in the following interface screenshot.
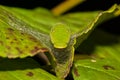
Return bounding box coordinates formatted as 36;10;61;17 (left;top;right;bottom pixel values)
50;23;71;49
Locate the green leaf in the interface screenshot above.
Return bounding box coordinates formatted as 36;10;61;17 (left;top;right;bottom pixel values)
0;6;51;58
72;30;120;80
0;4;120;79
0;57;59;80
0;19;47;58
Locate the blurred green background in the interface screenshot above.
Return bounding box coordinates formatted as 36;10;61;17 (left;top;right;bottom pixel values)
0;0;119;35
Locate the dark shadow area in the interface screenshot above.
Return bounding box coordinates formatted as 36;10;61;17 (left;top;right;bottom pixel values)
0;57;55;78
0;0;119;10
68;0;120;12
0;0;63;9
65;68;74;80
98;16;120;35
76;29;120;55
0;57;42;71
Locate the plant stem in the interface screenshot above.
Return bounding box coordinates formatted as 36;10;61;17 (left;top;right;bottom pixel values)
51;0;85;16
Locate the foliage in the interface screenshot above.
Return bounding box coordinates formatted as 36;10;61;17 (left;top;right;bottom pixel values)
0;4;120;80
